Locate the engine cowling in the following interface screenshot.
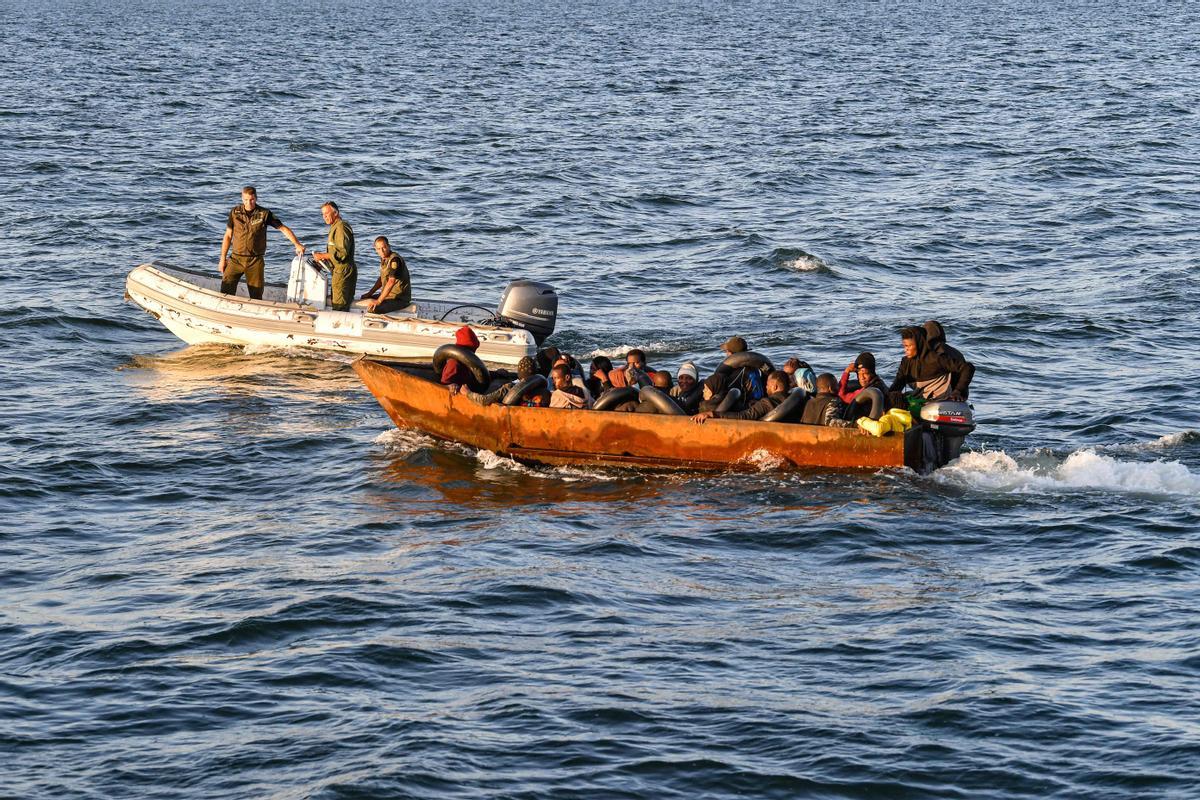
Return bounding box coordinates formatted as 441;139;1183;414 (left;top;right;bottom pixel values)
497;280;557;345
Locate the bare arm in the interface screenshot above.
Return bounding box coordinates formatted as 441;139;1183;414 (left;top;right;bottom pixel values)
361;277;383;300
278;224;305;255
219;228;233;274
367;278;396;310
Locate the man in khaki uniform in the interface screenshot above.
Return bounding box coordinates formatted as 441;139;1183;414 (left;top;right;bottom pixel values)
218;186;305;299
311;201;356;311
361;236;412;314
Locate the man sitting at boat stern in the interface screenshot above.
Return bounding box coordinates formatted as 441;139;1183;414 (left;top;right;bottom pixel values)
361;236;411;314
889;326;972;401
218;185;305;299
692;370;790;424
549;365;591;409
311;201;356;311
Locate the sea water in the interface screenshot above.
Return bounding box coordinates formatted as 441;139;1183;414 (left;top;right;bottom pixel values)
2;1;1198;797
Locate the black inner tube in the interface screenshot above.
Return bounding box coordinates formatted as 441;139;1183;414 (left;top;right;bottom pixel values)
432;344;490;392
593;386;639;411
638;385;685;416
716;387;742;413
849;386;885;420
761;388;807;423
502;374;547;406
720;351;775;373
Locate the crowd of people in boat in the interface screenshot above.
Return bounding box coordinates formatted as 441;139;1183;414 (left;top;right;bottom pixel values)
440;322;973;427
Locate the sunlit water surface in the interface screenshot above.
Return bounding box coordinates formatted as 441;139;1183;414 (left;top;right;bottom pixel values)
2;1;1199;797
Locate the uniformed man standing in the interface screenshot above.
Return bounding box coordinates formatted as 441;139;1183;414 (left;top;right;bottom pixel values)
360;236;412;314
218;186;305;299
311;201;356;311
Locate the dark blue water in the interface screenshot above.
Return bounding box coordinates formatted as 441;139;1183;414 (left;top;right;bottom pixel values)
3;2;1199;797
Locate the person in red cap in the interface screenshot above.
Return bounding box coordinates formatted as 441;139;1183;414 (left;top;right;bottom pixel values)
442;326;481;391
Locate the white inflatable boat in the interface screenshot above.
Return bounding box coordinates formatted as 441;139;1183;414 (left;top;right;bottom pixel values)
125;257;559;365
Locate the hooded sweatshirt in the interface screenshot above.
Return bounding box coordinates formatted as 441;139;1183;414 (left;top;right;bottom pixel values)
441;326;481;386
549;384;588;409
889;327;973;399
922;320;975;398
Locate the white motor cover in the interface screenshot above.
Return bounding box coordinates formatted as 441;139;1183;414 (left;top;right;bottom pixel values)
287;256;329;308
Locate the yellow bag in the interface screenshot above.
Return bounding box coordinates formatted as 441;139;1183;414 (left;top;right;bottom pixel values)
857;415;894;437
886;408;913;431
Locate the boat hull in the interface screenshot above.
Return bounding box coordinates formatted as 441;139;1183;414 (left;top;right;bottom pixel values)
125;263;538;365
353;358;916;472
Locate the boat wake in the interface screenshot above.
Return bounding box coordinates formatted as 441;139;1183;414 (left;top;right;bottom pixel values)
474;449;623;482
935;442;1200;497
1102;430;1200;453
373;428;440;453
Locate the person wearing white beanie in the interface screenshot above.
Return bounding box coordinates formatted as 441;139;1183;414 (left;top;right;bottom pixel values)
670;361;702;413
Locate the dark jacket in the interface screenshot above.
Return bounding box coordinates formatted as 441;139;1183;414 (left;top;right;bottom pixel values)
922;321;975;398
889;327;973;399
800;392;855;427
669;385;703;414
714;391;787;421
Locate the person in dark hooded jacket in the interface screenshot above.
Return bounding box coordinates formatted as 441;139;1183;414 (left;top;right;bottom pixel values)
441;326;481;390
697;372;731;413
889;326;972;401
922;320;975;399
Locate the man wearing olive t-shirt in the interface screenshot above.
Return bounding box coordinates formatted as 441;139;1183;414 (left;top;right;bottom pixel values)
218;186;305;299
361;236;412;315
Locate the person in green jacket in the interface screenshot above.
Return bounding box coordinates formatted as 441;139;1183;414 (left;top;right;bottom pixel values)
311;201;356;311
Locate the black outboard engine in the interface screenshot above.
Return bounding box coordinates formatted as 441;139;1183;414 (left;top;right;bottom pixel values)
916;400;977;473
497;280;558;345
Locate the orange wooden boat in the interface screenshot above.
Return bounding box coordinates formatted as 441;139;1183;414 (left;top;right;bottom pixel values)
353;357;924;471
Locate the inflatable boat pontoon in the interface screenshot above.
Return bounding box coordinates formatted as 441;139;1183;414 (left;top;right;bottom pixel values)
125;257;559;365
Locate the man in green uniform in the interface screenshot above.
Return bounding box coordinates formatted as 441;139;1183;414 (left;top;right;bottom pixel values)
311;201;356;311
218;186;305;299
360;236;412;314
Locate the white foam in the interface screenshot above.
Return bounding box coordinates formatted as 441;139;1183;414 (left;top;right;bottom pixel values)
474;449;610;482
740;448;787;472
937;448;1200;497
1138;431;1198;450
373;428;437;452
778;253;829;273
582;341;673;359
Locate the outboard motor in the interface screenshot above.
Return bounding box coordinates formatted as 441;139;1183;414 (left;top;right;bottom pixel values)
916;400;977;472
497;280;558;345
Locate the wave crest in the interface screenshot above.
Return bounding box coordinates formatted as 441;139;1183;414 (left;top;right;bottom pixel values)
937;449;1200;496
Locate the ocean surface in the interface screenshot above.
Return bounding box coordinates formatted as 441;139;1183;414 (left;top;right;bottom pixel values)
3;1;1199;797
